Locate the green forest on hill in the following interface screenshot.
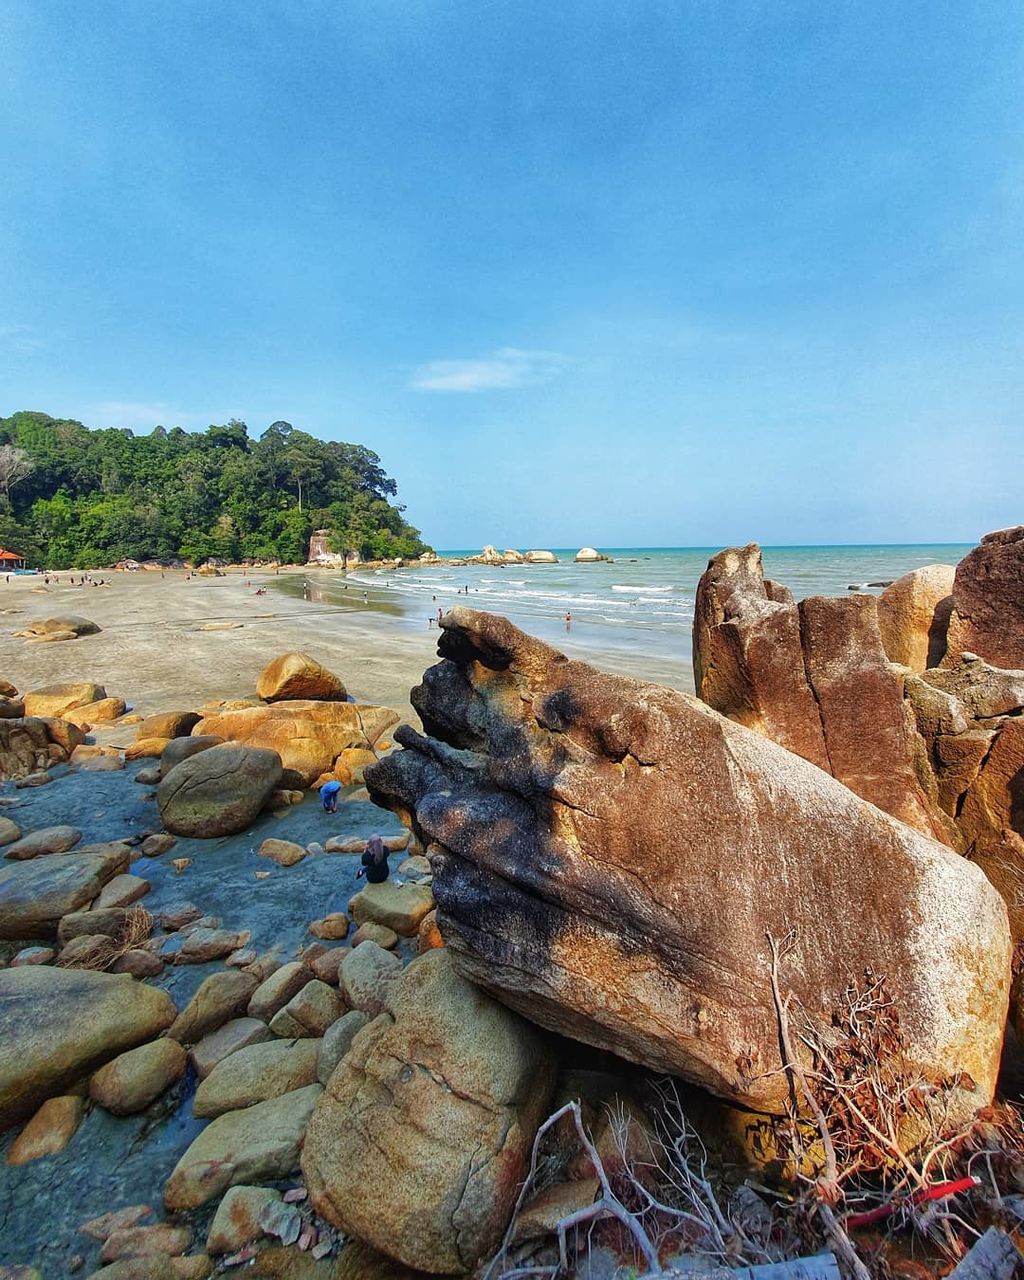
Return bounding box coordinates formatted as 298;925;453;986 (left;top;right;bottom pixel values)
0;411;430;569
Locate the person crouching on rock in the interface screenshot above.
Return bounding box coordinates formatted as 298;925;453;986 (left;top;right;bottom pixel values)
320;778;341;813
356;834;404;886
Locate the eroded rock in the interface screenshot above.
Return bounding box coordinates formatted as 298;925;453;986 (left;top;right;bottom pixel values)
302;949;556;1273
945;525;1024;669
366;607;1010;1121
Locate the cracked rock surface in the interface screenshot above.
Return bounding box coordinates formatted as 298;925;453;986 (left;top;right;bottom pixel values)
366;607;1010;1120
301;947;556;1274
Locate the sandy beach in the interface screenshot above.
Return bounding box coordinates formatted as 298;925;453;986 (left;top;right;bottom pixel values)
0;566;699;724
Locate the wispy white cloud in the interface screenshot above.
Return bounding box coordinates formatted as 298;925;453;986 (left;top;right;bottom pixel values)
0;324;46;357
410;347;568;392
87;401;204;430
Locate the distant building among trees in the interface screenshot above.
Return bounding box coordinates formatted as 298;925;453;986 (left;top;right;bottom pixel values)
0;412;430;570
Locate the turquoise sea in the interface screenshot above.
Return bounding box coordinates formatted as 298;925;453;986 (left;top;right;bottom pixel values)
321;544;972;679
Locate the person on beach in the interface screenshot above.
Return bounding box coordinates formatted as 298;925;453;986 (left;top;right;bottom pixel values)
437;606;443;625
565;611;572;629
320;778;342;813
356;835;403;885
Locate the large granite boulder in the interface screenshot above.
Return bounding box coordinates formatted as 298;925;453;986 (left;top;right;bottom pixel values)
367;608;1010;1122
945;526;1024;669
0;843;129;938
877;565;955;671
302;949;557;1273
22;682;106;718
157;743;283;837
256;652;347;703
15;616;101;642
0;717;52;780
190;701;398;788
693;545;948;842
0;966;176;1129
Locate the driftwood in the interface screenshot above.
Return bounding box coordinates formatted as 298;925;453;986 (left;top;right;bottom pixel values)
662;1258;840;1280
947;1228;1024;1280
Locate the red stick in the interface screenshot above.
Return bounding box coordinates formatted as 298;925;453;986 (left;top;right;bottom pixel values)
845;1176;980;1229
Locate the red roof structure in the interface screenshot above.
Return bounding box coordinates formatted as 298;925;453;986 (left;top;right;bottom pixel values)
0;549;24;563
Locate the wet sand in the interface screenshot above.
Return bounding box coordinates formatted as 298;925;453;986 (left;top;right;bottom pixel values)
0;566;697;723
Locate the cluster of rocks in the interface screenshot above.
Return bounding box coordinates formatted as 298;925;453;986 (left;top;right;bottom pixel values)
0;680;128;784
692;525;1024;942
417;546;610;568
6;531;1024;1277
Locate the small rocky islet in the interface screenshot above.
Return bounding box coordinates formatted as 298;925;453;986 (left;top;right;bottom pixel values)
1;528;1024;1278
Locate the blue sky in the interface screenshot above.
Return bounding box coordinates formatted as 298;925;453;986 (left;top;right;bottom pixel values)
1;1;1021;550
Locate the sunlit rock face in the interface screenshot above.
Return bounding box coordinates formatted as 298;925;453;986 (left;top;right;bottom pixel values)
366;607;1010;1120
692;543;950;843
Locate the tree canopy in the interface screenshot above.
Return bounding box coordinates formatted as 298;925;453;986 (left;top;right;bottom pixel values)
0;411;430;569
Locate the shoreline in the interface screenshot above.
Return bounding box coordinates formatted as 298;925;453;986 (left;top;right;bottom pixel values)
0;567;699;728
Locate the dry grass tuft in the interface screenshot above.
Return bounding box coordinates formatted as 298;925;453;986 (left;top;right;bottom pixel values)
57;904;154;971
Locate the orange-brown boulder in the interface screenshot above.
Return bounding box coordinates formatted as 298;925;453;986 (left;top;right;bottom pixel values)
945;526;1024;669
22;682;105;719
136;710;201;740
958;719;1024;939
692;544;829;769
877;565;955;671
798;594;948;841
256;652;347;703
368;608;1010;1122
192;701;398;787
693;545;948;842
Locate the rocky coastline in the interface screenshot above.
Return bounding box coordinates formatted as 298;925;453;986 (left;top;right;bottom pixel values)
1;527;1023;1278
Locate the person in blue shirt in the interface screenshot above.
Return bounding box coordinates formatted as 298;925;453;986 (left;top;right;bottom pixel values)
320;778;342;813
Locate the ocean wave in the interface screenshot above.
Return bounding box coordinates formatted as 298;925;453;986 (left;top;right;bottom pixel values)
611;583;672;592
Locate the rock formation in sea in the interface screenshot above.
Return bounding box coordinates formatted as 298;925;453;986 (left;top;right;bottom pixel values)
366;606;1010;1119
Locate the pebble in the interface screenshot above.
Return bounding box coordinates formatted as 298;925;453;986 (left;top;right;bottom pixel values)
90;1039;188;1115
15;772;52;788
175;928;250;965
190;1017;273;1079
179;915;221;934
95;873;151;909
4;824;82;860
140;832;176;856
110;948;164;977
351;922;398;950
206;1186;282;1256
10;946;55;966
257;838;306;867
225;948;257;967
7;1095;84;1164
160;902;202;931
134;767;162;786
308;912;349;941
269;979;344;1038
247;961;312;1020
80;1205;154;1241
100;1223;191;1263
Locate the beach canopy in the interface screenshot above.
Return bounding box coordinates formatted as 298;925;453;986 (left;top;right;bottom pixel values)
0;549;22;562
